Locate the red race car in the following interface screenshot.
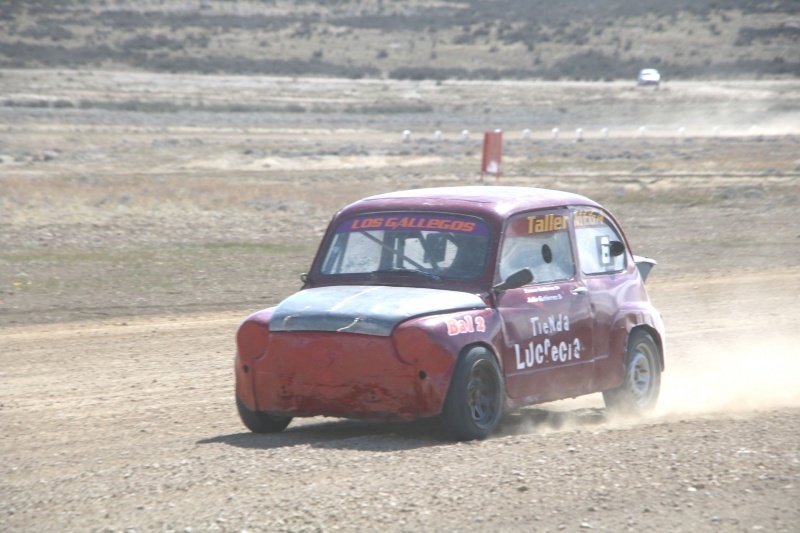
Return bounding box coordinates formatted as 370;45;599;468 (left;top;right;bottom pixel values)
235;186;664;440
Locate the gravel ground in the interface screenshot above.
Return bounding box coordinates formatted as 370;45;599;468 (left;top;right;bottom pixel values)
1;71;799;532
1;307;798;533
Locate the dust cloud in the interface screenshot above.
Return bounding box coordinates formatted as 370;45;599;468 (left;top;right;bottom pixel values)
656;335;800;417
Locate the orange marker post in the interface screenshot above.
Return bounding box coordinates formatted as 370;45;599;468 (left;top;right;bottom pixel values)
481;129;503;181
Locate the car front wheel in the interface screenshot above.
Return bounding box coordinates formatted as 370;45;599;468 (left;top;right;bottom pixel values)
442;347;504;441
236;396;292;433
603;330;661;415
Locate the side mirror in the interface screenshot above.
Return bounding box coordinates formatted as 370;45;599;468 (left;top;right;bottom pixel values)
493;268;533;293
610;240;626;257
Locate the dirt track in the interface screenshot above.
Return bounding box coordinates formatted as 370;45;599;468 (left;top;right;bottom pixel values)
1;71;800;532
2;269;799;532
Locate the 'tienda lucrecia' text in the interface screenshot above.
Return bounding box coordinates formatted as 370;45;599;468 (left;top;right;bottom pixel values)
514;314;581;370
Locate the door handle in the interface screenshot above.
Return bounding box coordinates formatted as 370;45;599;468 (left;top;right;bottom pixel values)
571;286;588;295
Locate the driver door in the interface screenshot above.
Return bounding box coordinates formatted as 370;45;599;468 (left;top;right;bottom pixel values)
496;209;595;402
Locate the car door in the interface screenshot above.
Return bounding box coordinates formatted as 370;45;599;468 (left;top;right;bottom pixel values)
496;208;595;402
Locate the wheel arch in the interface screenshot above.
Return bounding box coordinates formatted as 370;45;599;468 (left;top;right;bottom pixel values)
630;324;664;371
610;303;665;370
460;340;502;363
442;340;506;396
440;341;506;440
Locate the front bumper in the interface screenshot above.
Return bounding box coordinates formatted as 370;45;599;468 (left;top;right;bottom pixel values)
242;328;455;421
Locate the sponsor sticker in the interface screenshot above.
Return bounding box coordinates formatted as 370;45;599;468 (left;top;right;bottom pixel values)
446;315;487;336
340;214;488;235
514;314;582;370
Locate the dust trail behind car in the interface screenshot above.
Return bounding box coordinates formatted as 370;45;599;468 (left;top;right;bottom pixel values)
658;334;800;416
653;270;800;418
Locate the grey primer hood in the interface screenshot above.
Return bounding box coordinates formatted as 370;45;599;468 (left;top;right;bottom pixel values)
270;285;486;337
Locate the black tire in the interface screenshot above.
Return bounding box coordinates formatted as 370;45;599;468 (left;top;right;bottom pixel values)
442;346;505;441
236;396;292;433
603;330;661;415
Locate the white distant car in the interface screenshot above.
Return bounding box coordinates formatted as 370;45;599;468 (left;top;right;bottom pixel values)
637;69;661;87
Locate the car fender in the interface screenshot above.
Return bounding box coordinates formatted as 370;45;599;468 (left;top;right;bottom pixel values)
607;303;666;387
393;308;503;366
392;308;503;414
235;308;275;411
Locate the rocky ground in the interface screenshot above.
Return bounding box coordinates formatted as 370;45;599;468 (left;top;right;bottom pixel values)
1;70;799;532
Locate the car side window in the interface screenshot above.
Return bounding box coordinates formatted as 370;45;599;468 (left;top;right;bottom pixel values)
499;210;575;283
573;208;626;275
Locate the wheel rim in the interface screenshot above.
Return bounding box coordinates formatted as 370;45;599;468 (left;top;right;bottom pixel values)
627;345;655;407
467;360;500;429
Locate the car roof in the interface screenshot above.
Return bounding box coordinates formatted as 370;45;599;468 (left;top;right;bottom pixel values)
340;186;601;222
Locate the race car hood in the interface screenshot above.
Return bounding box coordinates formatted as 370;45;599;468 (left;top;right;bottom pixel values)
269;285;486;337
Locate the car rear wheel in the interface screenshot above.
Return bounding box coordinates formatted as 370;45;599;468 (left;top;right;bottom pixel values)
236;396;292;433
603;330;661;415
442;347;504;441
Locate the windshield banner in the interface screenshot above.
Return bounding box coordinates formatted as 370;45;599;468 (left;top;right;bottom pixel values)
339;214;489;235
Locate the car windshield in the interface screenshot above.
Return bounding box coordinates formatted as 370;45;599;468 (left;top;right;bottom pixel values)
319;212;490;280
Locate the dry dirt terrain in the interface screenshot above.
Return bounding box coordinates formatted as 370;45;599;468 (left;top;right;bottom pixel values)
1;70;800;532
2;0;799;80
